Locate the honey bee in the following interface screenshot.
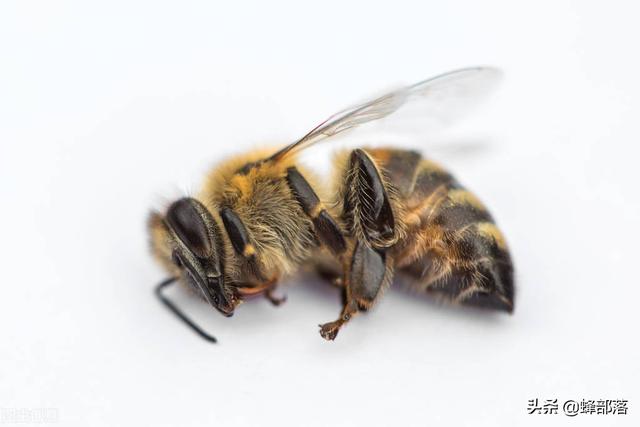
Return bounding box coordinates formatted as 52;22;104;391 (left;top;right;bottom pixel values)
148;67;514;342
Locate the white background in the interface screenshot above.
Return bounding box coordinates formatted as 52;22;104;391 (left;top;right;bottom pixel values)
1;1;638;426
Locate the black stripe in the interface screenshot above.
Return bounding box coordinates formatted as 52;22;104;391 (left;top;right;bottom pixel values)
433;203;493;231
375;149;422;196
412;175;458;204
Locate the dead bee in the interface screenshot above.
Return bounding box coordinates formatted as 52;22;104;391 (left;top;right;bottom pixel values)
148;67;514;342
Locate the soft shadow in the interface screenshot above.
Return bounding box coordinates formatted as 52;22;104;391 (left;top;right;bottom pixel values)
290;270;512;328
390;274;513;327
149;268;512;349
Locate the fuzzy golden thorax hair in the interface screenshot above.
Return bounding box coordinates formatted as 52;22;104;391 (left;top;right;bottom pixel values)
149;149;321;295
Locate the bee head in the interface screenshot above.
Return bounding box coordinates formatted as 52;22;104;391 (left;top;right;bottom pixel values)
148;197;238;317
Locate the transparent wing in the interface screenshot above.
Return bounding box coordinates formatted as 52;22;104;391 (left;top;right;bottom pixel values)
268;66;503;162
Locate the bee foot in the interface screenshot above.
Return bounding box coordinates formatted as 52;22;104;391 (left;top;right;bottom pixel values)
319;321;342;341
266;290;287;306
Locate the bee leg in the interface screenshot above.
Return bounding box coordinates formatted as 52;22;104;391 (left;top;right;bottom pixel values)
343;149;396;249
255;276;288;306
286;167;347;256
237;277;287;306
316;268;344;287
314;257;345;287
220;207;269;282
318;299;358;341
319;241;392;341
265;286;287;306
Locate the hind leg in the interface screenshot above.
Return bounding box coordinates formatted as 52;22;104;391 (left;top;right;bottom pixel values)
314;263;344;288
319;241;394;340
318;149;403;340
318;149;401;340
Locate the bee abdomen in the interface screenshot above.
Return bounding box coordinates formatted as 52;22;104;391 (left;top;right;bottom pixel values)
370;150;514;312
400;218;514;312
433;189;493;230
341;148;514;312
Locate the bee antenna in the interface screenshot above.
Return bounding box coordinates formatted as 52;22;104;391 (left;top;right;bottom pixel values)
154;277;218;343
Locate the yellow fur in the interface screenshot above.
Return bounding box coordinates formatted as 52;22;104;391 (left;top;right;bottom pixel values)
147;212;181;276
199;150;318;284
447;188;487;211
148;144;512;319
476;222;508;249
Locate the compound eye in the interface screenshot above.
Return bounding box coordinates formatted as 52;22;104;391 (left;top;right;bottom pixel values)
166;198;213;259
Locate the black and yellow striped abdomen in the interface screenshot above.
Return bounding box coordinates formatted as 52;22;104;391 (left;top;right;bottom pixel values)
364;148;514;312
